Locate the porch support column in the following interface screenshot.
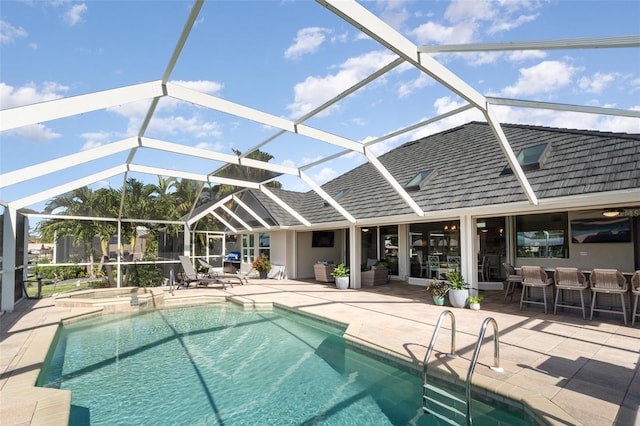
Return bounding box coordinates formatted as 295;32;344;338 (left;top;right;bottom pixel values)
349;225;361;289
2;207;17;312
183;223;191;256
460;214;477;297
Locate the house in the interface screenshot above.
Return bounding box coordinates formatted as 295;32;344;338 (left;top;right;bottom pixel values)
228;122;639;289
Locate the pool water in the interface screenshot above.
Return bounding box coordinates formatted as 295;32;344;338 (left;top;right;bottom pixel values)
38;304;532;425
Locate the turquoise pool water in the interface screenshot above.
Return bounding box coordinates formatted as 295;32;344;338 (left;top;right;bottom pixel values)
39;304;532;425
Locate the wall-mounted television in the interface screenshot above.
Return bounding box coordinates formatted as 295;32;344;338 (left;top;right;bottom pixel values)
312;231;335;248
570;217;631;243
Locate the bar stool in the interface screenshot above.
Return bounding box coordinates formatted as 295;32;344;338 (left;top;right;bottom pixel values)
631;271;640;326
502;262;521;303
520;266;554;313
553;267;590;319
590;269;628;325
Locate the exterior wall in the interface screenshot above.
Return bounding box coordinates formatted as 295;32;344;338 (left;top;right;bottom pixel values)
513;211;635;273
269;230;289;277
295;230;345;279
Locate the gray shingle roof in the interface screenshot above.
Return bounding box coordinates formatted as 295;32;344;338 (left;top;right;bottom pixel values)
239;122;639;227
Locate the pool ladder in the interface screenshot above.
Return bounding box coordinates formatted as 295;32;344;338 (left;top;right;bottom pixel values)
422;310;503;426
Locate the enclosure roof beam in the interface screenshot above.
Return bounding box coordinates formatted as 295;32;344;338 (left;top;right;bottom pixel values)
9;165;128;210
0;81;164;132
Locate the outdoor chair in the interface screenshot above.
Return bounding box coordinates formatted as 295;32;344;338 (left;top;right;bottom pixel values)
178;256;229;289
631;271;640;326
502;262;522;303
197;257;246;285
590;269;628;325
553;267;590;319
428;256;441;279
314;263;334;282
520;266;553;313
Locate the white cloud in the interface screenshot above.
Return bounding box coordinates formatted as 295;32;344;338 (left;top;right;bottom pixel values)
487;13;538;34
63;3;87;26
501;60;578;97
409;21;475;45
312;167;338;184
287;50;397;118
397;73;435;98
195;141;226;151
150;115;222;139
578;72;619;95
0;81;68;108
0;20;28;44
80;131;112;150
284;27;331;60
507;50;547;62
5;124;62;143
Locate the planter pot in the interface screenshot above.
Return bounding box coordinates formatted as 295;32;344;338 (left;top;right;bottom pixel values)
259;271;268;279
432;295;446;306
469;303;480;310
449;289;469;308
335;276;349;289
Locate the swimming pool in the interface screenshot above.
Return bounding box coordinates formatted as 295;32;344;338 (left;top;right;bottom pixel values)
38;304;533;425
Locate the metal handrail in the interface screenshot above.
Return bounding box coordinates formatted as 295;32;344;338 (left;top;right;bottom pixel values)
423;310;459;410
465;317;503;425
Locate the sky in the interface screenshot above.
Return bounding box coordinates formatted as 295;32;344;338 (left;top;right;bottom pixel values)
1;0;639;213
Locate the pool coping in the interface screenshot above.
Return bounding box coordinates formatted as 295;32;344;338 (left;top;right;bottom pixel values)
4;283;637;425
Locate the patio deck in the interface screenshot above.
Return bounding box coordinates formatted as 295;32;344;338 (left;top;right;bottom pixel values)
1;279;639;425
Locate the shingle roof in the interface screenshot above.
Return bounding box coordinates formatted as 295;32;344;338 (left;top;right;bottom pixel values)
239;121;640;228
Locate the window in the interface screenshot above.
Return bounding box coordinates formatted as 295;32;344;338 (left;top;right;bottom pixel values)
516;213;568;258
501;142;550;175
404;169;435;191
242;234;255;263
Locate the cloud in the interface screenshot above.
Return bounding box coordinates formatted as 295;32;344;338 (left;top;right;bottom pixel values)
507;50;547;62
501;60;578;97
578;72;619;95
149;115;222;139
312;166;338;184
5;124;62;143
0;20;28;44
286;50;397;118
284;27;331;60
397;73;435;98
63;3;88;26
0;81;69;108
195;141;226;151
409;21;475;45
80;131;112;150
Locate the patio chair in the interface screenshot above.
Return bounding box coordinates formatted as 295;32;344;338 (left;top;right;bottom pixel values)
590;269;628;325
178;256;228;289
428;256;441;279
553;267;590;319
197;257;246;286
632;271;640;326
520;266;553;313
502;262;521;303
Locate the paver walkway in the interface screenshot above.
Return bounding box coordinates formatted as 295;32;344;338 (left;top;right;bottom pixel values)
1;280;639;425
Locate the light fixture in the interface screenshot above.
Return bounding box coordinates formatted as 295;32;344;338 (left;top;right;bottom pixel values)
602;208;623;218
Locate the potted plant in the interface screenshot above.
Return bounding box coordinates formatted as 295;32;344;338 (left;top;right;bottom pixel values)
468;295;484;310
446;268;469;308
331;263;350;289
427;280;450;305
252;256;271;279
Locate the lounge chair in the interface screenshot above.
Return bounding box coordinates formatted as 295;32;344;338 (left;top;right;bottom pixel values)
178;256;229;289
196;257;246;286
